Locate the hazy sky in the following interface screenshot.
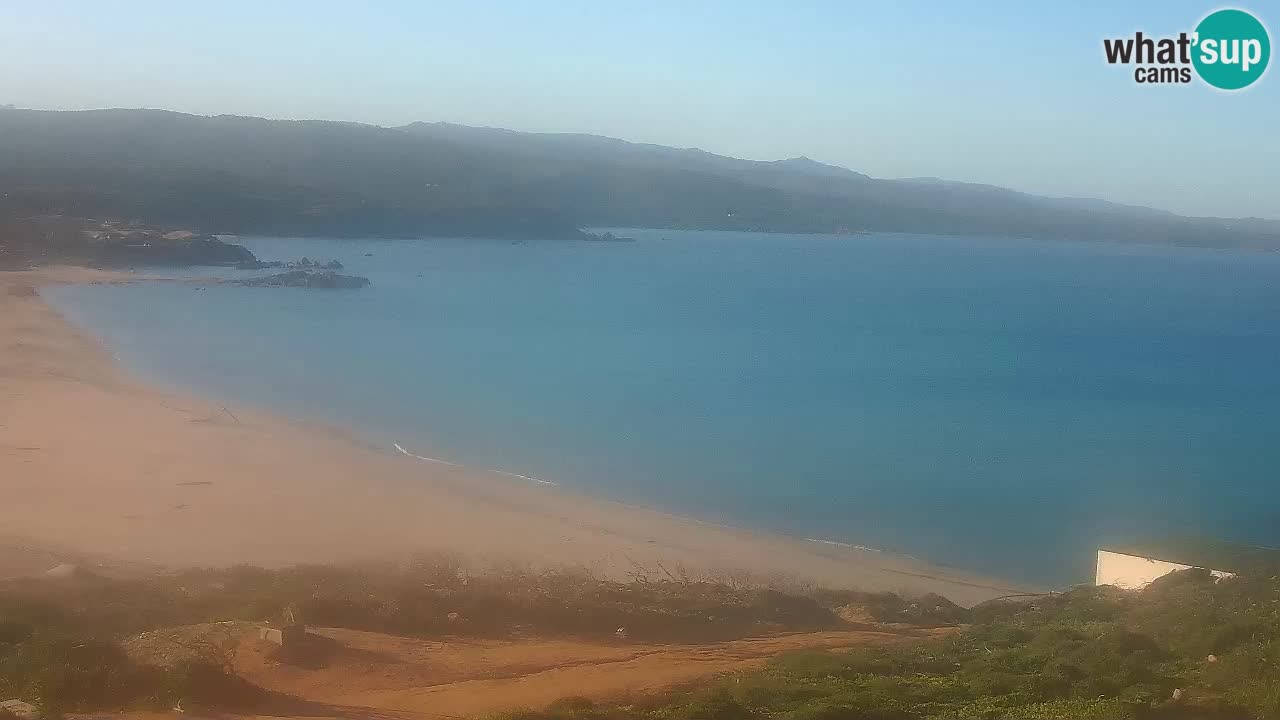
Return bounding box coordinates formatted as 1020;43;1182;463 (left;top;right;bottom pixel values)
2;1;1276;218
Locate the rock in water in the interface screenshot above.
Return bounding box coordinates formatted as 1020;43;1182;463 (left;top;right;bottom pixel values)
235;270;371;289
285;257;344;270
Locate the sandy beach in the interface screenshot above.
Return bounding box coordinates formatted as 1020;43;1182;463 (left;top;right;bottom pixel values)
0;267;1030;606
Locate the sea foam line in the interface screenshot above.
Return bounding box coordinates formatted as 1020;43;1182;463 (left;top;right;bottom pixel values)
805;537;889;553
393;442;558;486
803;537;924;561
805;537;855;548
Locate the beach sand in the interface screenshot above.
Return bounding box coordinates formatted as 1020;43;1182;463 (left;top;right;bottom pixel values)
0;267;1031;606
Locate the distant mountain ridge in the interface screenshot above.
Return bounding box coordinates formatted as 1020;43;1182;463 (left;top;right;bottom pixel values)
1;107;1277;249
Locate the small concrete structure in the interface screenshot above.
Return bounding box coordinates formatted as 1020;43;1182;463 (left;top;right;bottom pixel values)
1093;539;1280;590
1095;549;1234;590
258;624;308;647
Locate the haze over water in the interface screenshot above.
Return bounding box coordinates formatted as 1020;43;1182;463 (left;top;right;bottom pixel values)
47;231;1280;587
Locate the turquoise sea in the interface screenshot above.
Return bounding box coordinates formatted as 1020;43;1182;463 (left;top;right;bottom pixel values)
45;230;1280;587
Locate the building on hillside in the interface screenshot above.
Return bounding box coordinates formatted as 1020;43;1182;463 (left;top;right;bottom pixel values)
1096;539;1280;590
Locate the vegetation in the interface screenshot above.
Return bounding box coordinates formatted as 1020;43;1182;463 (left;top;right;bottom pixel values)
0;607;262;713
1;558;924;713
3;107;1279;248
0;559;861;646
0;215;260;269
498;570;1280;720
9;562;1279;718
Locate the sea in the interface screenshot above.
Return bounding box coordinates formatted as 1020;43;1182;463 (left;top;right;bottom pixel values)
43;230;1280;588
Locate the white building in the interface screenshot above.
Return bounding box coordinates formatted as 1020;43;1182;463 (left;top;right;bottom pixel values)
1095;548;1235;590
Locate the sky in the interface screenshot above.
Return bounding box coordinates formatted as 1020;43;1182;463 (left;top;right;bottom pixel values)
1;0;1277;219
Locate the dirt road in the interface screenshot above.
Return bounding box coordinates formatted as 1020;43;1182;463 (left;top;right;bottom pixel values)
104;624;949;720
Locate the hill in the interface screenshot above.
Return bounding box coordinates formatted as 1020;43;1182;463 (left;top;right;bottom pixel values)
2;107;1278;248
5;561;1280;719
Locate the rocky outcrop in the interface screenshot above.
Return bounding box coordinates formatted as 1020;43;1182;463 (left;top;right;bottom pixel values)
237;259;285;270
98;236;258;267
235;270;370;289
0;700;39;720
584;231;636;242
237;257;344;271
0;246;31;271
289;257;344;270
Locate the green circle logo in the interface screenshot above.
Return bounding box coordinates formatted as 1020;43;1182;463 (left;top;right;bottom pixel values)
1192;9;1270;90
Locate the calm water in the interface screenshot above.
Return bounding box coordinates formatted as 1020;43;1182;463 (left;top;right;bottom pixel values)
46;230;1280;587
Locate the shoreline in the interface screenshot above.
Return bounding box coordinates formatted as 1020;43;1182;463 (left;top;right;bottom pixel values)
1;266;1036;606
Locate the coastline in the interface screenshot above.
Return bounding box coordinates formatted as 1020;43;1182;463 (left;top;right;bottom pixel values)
1;267;1035;606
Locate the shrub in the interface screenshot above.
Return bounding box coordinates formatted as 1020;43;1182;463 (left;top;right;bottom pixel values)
499;569;1280;720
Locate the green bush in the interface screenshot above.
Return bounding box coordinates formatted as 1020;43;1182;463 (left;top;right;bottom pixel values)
0;561;847;645
0;629;158;712
500;569;1280;720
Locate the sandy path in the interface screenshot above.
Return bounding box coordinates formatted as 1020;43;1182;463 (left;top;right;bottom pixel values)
0;267;1031;606
258;626;949;719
